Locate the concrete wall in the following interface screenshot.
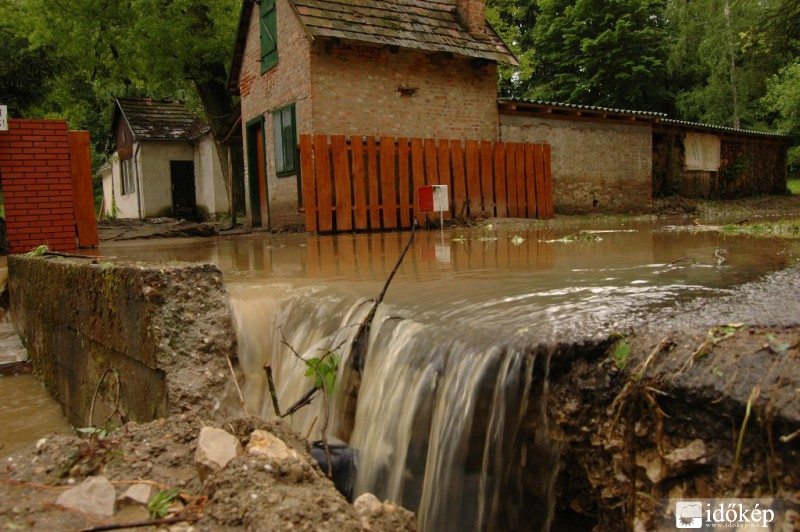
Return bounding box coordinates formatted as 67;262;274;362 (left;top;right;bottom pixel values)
109;144;140;218
500;114;653;214
106;139;227;220
237;0;502;229
195;135;228;219
9;255;237;428
138;141;195;217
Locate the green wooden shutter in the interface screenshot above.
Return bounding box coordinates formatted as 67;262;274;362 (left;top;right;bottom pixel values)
260;0;278;73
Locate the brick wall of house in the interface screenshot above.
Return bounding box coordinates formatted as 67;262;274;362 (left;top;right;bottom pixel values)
310;41;499;141
500;114;653;214
237;0;502;230
0;119;77;253
238;0;312;229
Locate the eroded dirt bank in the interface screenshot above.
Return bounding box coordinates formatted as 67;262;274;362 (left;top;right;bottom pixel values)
546;265;800;530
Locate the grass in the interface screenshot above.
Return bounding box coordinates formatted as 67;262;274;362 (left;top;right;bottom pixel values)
720;218;800;238
788;177;800;195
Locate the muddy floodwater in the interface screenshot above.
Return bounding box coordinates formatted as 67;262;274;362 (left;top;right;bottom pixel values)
100;219;798;338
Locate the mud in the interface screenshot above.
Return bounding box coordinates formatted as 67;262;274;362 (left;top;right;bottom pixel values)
2;195;800;531
0;414;415;531
547;265;800;530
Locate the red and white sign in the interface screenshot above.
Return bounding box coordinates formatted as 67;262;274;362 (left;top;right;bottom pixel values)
418;185;449;213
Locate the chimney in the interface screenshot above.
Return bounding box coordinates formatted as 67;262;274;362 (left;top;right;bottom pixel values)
456;0;486;35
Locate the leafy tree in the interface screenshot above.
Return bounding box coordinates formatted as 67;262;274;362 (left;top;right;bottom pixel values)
666;0;789;129
0;26;58;117
528;0;672;112
763;60;800;171
486;0;539;97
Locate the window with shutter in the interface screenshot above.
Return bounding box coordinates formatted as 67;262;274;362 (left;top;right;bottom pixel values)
273;104;297;176
260;0;278;73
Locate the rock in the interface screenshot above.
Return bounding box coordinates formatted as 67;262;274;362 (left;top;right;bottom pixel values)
56;476;116;517
664;439;707;469
118;483;153;506
354;493;417;531
195;426;241;478
354;493;383;516
246;429;299;461
637;439;708;484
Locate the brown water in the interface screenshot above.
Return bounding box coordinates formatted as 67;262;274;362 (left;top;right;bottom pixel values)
97;220;799;531
0;375;74;458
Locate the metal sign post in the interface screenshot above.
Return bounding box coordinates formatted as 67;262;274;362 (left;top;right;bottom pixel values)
418;185;450;263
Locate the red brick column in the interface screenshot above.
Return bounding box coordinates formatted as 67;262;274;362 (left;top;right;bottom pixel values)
0;119;77;253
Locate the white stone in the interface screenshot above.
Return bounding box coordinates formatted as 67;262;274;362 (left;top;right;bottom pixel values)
354;493;383;517
246;429;299;461
194;426;241;475
56;476;116;517
119;483;153;506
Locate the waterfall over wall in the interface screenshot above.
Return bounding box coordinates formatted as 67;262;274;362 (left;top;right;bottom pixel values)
228;282;562;531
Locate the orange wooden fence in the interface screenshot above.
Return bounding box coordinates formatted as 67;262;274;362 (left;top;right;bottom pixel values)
300;134;553;233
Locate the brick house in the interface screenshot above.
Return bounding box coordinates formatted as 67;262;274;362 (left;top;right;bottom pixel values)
99;98;228;220
227;0;517;230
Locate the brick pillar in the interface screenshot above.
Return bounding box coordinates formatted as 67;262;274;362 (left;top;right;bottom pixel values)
0;119;78;253
456;0;486;34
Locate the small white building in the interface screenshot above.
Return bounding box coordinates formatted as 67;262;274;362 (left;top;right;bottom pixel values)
99;97;228;220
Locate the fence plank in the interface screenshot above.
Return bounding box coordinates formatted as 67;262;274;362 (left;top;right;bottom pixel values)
533;143;546;219
525;143;537;219
515;143;526;217
381;136;397;229
411;138;426;226
424;138;439;185
480;141;494;218
451;140;467;218
398;138;412;228
505;143;518;217
465;140;481;217
367;136;380;229
494;142;507;218
351;137;368;230
314;134;333;231
543;143;554;218
331;135;352;231
299;135;317;232
437;140;453;219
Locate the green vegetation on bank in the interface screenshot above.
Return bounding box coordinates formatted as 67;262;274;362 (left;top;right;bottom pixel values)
788;178;800;195
720;219;800;238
